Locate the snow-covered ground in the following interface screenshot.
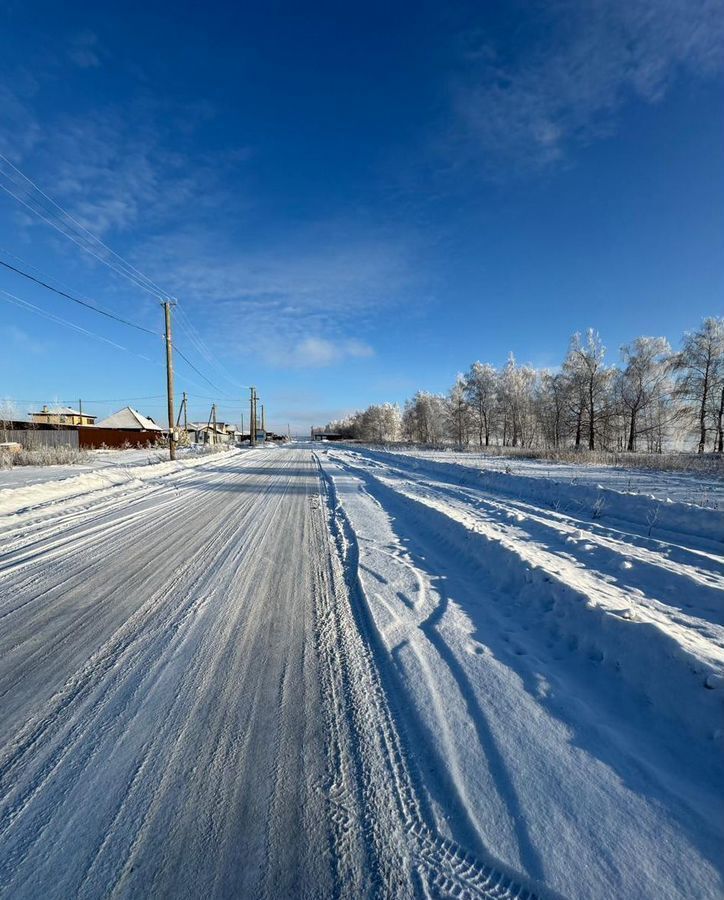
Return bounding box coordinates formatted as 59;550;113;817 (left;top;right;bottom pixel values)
0;446;721;898
0;446;192;490
377;446;723;508
318;446;723;899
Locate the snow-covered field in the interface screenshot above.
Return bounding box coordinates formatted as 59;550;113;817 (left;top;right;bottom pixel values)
0;445;721;898
376;446;723;508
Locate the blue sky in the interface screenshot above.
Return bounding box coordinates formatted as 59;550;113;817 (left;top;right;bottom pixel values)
0;0;722;432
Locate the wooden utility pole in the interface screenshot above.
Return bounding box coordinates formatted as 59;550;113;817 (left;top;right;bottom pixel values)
206;404;214;445
250;386;256;446
175;392;188;432
261;404;266;433
78;399;83;423
163;300;176;460
205;404;213;445
212;403;218;446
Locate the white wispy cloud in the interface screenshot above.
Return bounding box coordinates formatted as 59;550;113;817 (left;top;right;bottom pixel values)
0;81;41;159
44;110;243;236
0;324;48;354
139;226;415;368
0;83;248;239
277;337;375;368
67;31;102;69
0;71;416;370
452;0;724;172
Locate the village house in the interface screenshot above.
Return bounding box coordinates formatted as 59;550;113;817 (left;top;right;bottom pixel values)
187;421;239;445
94;407;164;432
30;405;97;426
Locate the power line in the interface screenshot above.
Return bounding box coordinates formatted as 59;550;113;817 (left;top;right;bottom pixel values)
174;345;231;396
184;395;250;403
0;244;129;313
0;152;167;299
0;254;236;397
175;304;247;391
0;256;161;337
0;289;143;355
0;156;255;403
10;395;166;404
0;178;161;300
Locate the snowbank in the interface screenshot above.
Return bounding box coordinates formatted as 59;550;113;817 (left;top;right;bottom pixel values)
0;448;247;518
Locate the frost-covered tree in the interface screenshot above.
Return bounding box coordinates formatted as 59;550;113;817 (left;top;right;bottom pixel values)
446;376;472;449
325;404;402;443
712;383;724;454
463;362;498;447
499;355;537;447
673;317;724;453
324;414;361;439
535;371;568;448
358;403;401;443
402;392;446;444
0;398;17;441
618;336;673;452
334;316;722;455
401;399;417;443
563;330;613;451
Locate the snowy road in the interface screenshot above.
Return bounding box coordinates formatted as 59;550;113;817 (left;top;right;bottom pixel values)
0;448;534;899
1;446;722;899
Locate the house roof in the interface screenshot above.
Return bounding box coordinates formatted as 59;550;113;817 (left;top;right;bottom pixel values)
94;406;164;430
31;406;96;418
188;422;229;434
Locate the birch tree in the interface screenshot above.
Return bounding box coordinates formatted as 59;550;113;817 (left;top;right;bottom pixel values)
464;362;498;447
447;376;471;449
673;317;724;453
619;336;672;451
563;330;612;450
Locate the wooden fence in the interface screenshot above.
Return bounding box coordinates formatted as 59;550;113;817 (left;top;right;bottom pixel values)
0;428;79;449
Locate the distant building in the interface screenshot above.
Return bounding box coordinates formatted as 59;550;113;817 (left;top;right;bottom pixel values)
187;422;238;445
30;405;96;427
94;407;163;431
310;427;345;441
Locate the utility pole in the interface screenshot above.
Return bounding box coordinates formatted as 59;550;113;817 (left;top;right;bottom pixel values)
261;404;266;433
78;399;83;423
206;404;214;446
250;386;256;446
183;391;188;431
212;403;218;446
175;392;188;431
163;300;176;461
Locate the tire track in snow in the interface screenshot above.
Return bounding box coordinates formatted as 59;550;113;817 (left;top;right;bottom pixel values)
314;453;545;900
318;448;724;900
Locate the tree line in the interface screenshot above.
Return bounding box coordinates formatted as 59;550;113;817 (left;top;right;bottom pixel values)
325;317;724;454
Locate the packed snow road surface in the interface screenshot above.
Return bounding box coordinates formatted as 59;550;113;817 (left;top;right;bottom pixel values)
0;446;722;899
0;447;533;900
